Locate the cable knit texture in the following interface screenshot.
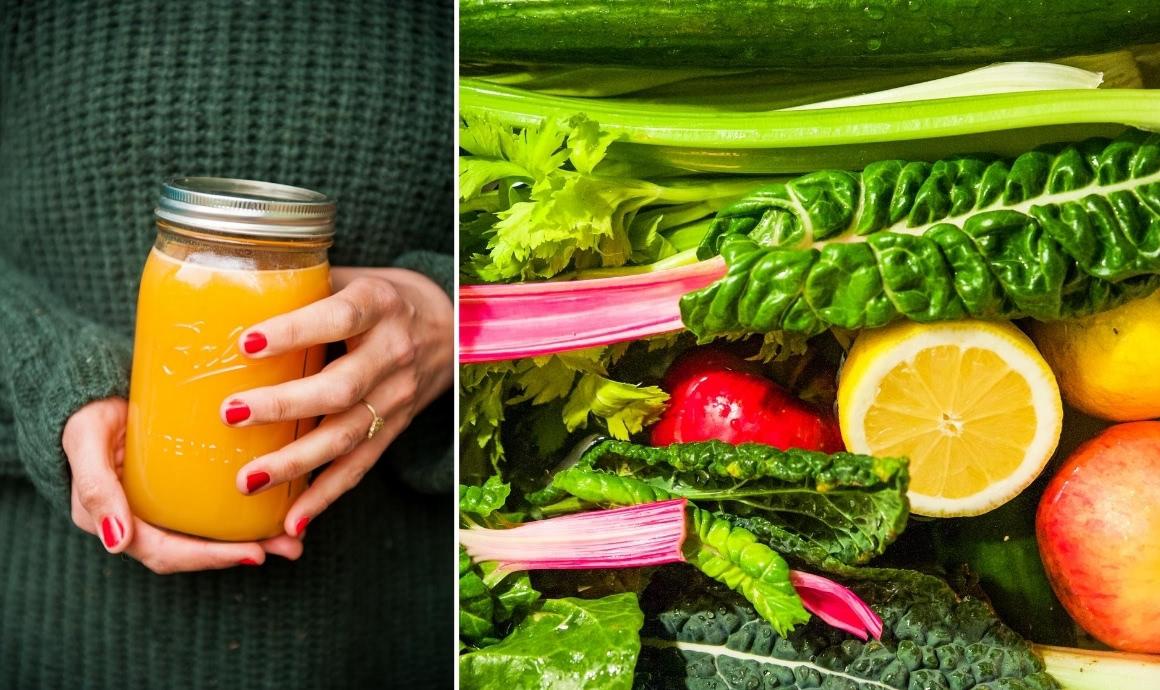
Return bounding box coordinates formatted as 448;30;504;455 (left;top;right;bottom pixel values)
0;0;452;687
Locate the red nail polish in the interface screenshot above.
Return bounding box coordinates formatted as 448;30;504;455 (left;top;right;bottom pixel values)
295;516;310;536
225;401;251;425
100;516;122;549
239;558;260;566
245;471;270;493
243;332;267;354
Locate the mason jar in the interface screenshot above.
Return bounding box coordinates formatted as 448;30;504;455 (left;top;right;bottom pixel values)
123;177;334;541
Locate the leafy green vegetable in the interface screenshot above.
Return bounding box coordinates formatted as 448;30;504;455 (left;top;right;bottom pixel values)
634;567;1060;690
561;374;670;439
459;344;670;484
460;113;773;283
460;476;512;520
684;507;810;637
460;593;645;690
518;439;912;636
459;547;542;649
489;567;540;625
682;131;1160;338
458;474;540;648
534;440;909;571
460;548;500;647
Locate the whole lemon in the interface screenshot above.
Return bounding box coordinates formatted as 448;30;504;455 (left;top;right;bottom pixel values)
1030;291;1160;421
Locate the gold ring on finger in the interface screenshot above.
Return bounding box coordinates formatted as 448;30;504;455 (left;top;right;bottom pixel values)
361;400;385;440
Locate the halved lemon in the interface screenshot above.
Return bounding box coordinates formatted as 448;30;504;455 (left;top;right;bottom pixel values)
838;320;1062;517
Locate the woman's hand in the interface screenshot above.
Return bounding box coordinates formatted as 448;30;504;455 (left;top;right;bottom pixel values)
62;398;304;573
223;267;453;536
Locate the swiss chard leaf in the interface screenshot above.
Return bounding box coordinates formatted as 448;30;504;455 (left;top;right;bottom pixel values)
535;440;909;571
459;548;499;647
459;475;512;520
508;469;811;636
683;131;1160;338
460;593;646;690
634;567;1060;690
684;507;810;637
459;546;542;650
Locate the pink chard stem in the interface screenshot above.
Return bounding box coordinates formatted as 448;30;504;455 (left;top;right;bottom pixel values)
458;257;726;363
789;570;884;641
459;498;689;571
459;498;882;641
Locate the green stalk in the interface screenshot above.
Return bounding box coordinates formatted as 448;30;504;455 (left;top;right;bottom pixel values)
648;177;779;203
665;219;714;253
551;248;702;281
460;79;1160;149
1035;645;1160;690
605;123;1129;175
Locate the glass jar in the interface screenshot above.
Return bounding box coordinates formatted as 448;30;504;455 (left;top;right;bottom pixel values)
123;178;334;541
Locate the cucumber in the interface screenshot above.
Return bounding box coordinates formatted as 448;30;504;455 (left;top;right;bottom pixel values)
461;0;1160;69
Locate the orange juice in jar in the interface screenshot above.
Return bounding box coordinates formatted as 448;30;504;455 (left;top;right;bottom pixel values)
124;178;334;541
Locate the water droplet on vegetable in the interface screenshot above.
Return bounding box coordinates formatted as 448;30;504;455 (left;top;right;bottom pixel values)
907;0;923;10
999;36;1016;47
866;38;883;51
864;4;886;20
930;20;953;35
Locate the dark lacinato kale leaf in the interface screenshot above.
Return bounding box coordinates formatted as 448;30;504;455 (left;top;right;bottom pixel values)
460;593;646;690
683;131;1160;338
634;567;1059;690
530;440;909;571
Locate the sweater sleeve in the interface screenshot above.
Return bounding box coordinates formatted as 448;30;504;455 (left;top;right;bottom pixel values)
391;249;453;298
0;256;132;513
384;249;453;494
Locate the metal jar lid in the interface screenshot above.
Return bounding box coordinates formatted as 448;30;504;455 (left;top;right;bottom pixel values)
156;177;336;239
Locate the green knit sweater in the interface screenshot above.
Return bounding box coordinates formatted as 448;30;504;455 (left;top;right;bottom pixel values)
0;1;452;687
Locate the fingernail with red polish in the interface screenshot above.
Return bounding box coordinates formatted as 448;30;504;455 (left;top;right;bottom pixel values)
243;332;267;354
295;516;310;537
101;516;123;550
225;400;250;425
245;471;270;493
239;558;260;566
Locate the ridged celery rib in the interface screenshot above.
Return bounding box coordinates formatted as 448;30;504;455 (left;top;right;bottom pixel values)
460;79;1160;148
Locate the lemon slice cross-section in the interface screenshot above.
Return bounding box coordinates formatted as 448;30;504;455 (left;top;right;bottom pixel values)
838;320;1062;517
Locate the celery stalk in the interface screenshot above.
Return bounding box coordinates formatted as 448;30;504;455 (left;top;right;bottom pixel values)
605;123;1128;175
460;79;1160;149
1035;645;1160;690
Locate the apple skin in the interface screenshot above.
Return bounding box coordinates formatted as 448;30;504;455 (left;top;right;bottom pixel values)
1036;421;1160;653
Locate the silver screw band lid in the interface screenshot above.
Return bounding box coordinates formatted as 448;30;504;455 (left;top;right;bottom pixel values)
156;177;336;238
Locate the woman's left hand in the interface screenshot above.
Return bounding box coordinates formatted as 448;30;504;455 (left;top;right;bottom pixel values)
222;266;453;536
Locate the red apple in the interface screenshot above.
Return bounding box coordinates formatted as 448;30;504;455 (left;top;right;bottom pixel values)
1036;421;1160;653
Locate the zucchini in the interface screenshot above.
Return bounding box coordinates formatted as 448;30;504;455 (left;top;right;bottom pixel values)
461;0;1160;69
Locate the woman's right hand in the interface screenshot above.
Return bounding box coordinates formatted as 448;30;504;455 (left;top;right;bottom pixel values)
62;397;304;574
